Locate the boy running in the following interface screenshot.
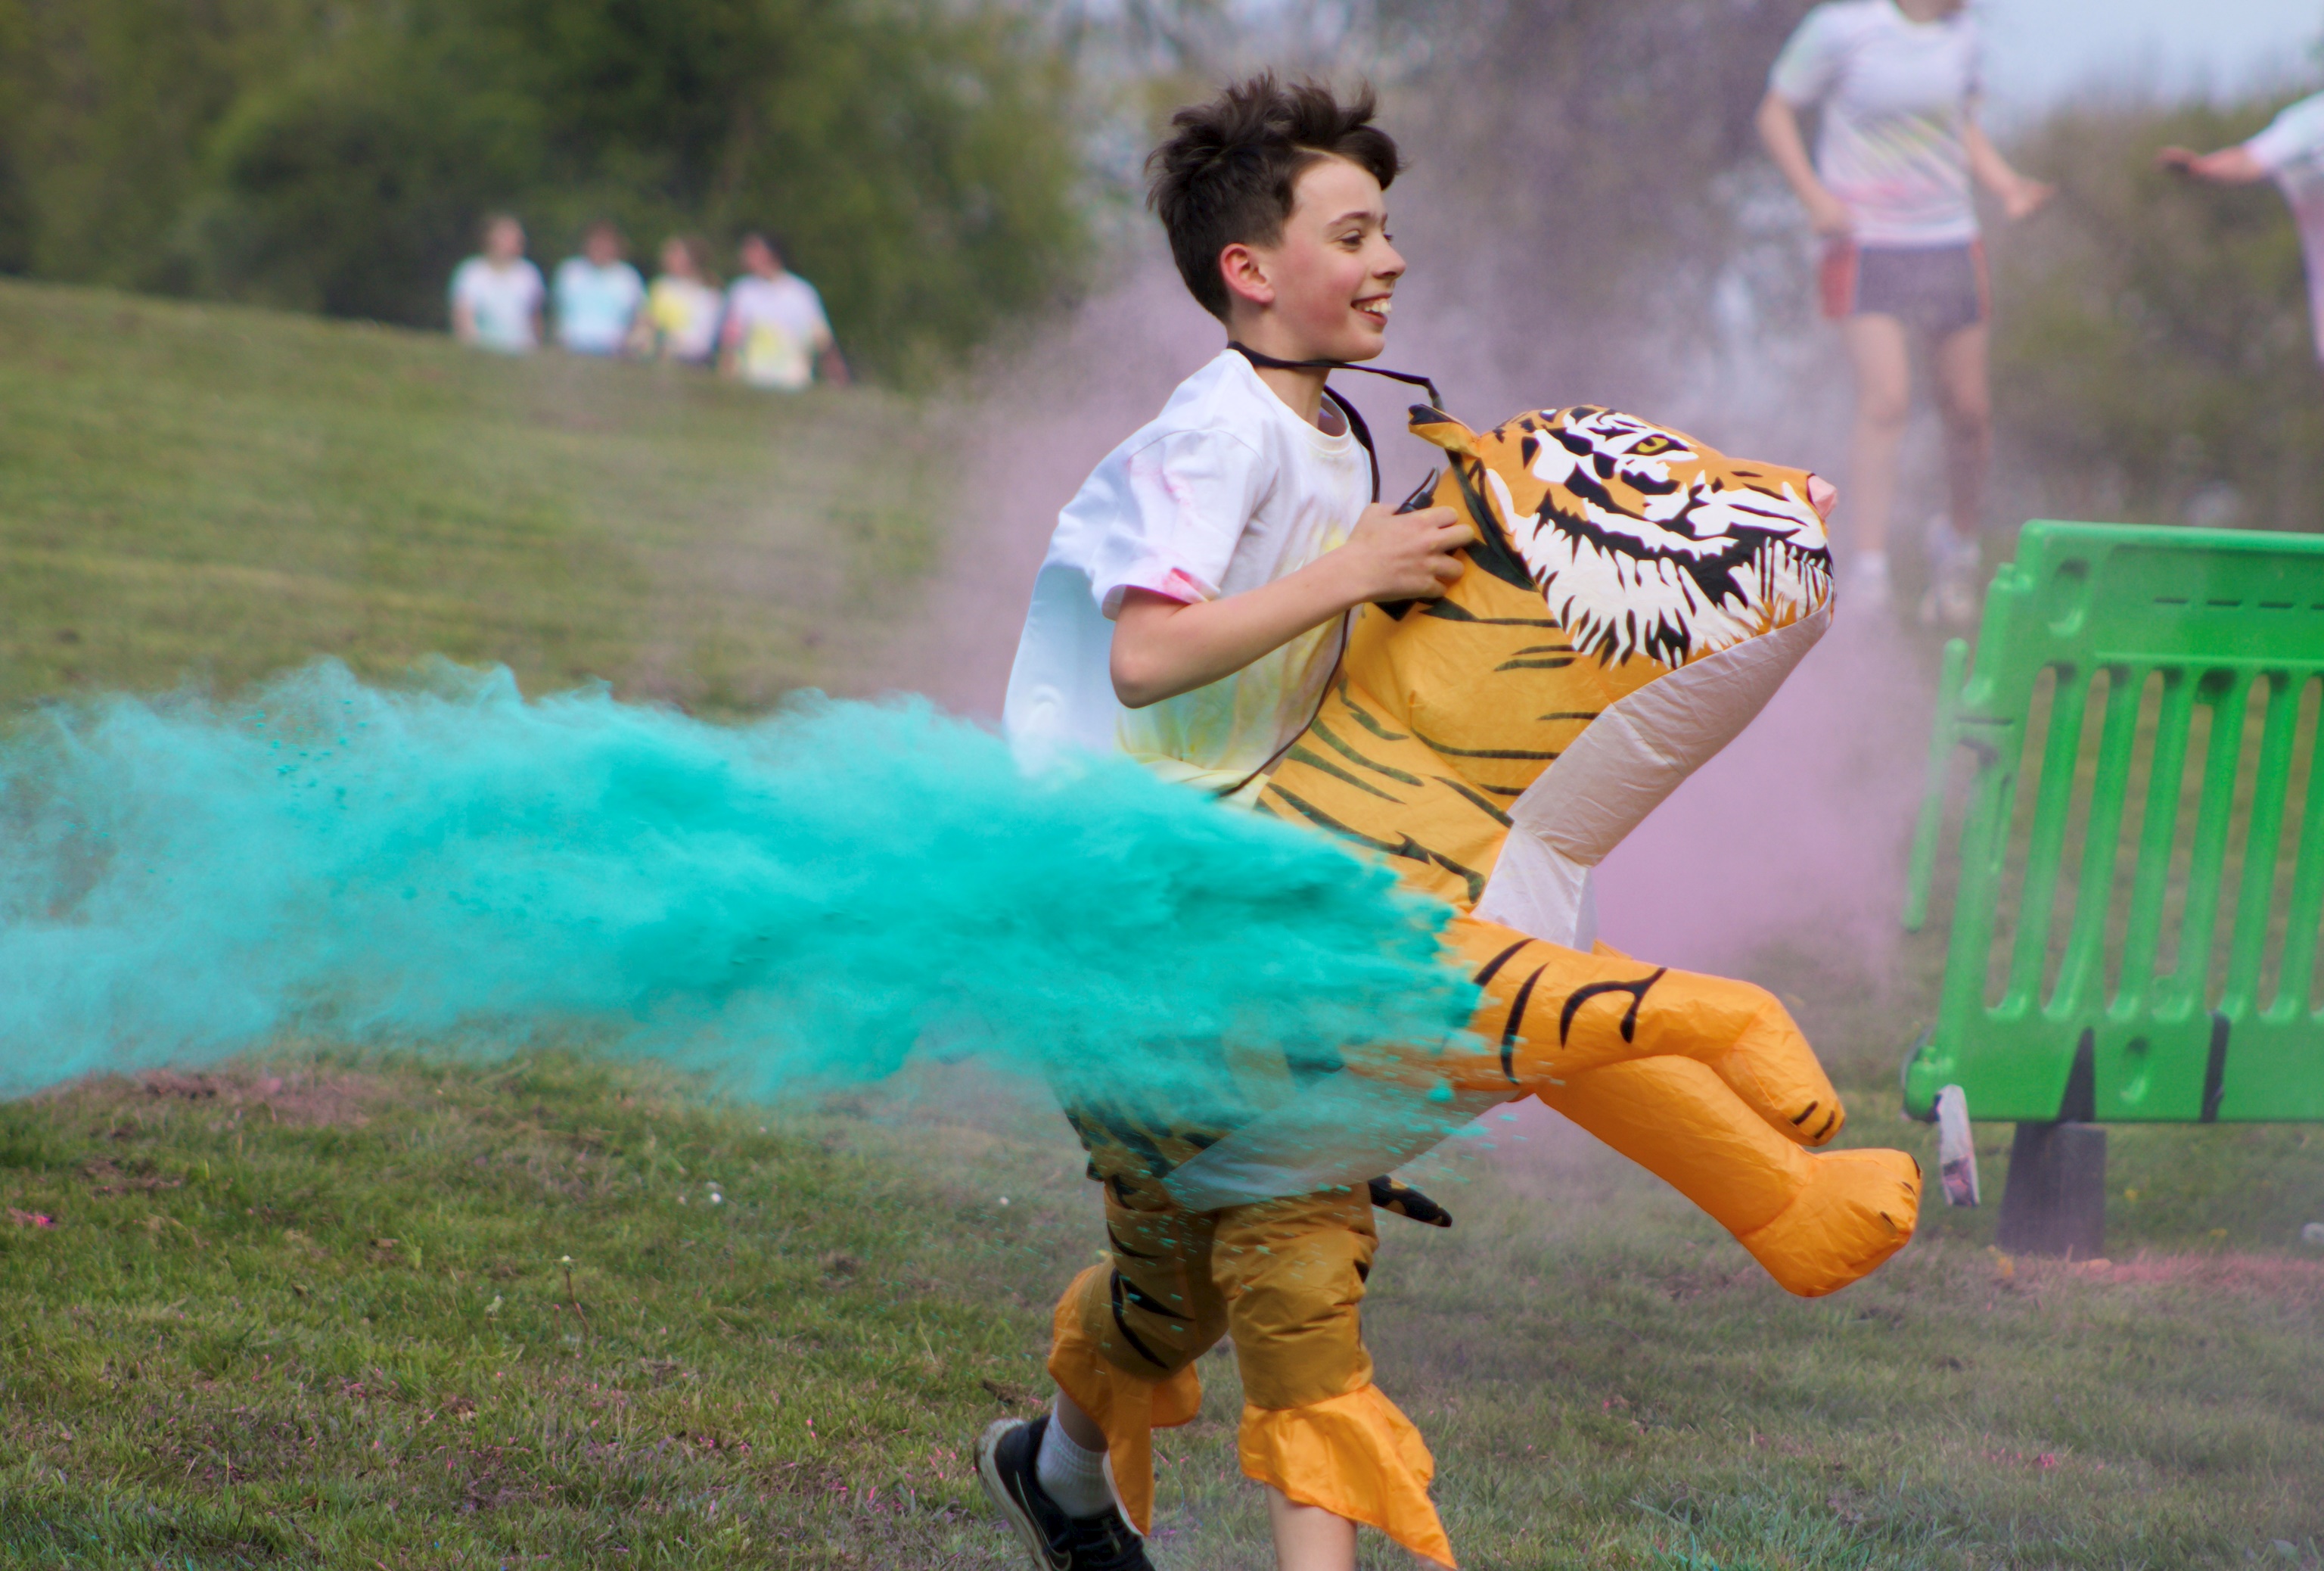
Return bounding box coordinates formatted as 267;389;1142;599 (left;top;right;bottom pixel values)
984;76;1471;1571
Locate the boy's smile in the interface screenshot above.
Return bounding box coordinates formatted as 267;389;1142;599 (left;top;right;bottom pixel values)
1221;155;1406;371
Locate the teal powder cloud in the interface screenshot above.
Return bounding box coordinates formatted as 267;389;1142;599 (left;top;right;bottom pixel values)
0;662;1475;1115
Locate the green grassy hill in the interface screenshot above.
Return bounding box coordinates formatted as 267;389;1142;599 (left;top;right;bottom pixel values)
2;284;2322;1567
3;1058;2320;1569
0;281;940;714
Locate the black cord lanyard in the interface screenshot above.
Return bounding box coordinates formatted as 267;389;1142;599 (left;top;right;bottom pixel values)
1227;341;1443;503
1208;344;1449;800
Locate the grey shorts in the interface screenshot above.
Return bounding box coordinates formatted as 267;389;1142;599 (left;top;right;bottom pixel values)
1820;240;1990;339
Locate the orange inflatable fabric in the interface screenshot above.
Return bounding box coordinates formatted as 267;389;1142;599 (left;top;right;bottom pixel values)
1063;403;1922;1565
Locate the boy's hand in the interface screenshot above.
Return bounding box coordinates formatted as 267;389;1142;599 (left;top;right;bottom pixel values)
1110;505;1468;708
1337;503;1471;602
1804;188;1854;238
2000;175;2055;222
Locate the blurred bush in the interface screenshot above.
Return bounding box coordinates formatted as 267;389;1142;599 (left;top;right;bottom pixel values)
0;0;1089;376
1368;0;1818;407
1993;96;2323;531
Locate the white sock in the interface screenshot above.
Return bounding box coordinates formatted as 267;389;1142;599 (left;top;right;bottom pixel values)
1035;1414;1113;1519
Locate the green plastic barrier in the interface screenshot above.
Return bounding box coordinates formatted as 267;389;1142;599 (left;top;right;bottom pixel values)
1903;520;2324;1125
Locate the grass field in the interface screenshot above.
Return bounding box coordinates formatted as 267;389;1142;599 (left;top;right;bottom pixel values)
3;284;2324;1568
2;1058;2319;1570
0;281;943;714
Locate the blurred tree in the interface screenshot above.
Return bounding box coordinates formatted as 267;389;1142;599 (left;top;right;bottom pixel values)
0;0;324;291
1364;0;1817;406
1990;97;2322;532
0;0;1089;375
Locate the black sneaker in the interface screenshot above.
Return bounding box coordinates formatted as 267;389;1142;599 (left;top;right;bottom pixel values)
975;1413;1155;1571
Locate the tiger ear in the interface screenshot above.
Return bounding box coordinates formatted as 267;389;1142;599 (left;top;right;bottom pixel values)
1408;405;1477;456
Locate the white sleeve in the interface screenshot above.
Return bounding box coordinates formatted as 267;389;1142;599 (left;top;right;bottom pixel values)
449;260;479;310
1769;5;1842;107
2248;94;2324;174
1086;428;1269;619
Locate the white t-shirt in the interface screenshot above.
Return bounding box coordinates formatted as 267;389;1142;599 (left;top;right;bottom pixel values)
2246;91;2324;359
2249;92;2324;209
646;275;723;362
725;273;833;390
552;257;645;354
449;257;545;353
1771;0;1984;248
1003;350;1373;792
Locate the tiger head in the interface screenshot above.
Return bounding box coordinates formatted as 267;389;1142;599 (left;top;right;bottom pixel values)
1412;405;1835;668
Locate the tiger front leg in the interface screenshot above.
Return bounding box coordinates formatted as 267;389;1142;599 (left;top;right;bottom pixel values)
1541;1057;1922;1297
1442;917;1844;1147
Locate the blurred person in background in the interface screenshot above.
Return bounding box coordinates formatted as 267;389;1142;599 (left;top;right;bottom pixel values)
1757;0;2052;626
720;232;848;390
450;214;545;353
552;221;645;356
635;235;725;365
2161;97;2324;372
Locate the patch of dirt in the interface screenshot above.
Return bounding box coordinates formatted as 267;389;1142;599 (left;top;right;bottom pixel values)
47;1066;392;1128
635;1358;691;1388
79;1156;184;1196
2075;1251;2324;1302
1655;1262;1754;1302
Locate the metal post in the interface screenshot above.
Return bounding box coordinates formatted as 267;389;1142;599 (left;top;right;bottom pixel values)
1994;1121;2106;1258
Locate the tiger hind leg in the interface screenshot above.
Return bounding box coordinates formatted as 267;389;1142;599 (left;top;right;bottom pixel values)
1541;1056;1921;1298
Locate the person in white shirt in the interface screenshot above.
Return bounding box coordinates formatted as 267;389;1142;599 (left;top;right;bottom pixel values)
2161;95;2324;368
1757;0;2052;624
449;214;545;354
635;234;724;365
985;74;1472;1571
719;234;847;390
551;222;645;356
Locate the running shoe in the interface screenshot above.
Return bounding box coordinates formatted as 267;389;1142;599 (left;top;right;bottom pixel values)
977;1414;1155;1571
1919;524;1983;629
1841;553;1891;616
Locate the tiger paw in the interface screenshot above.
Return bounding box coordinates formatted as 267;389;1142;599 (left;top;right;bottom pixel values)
1732;1146;1921;1298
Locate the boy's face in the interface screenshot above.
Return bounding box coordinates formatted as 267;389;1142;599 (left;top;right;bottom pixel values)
1226;156;1404;362
486;220;526;263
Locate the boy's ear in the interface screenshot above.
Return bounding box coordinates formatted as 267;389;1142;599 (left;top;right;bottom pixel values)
1219;242;1274;310
1408;406;1477;456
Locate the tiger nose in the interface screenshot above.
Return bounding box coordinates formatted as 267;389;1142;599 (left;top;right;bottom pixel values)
1807;474;1838;521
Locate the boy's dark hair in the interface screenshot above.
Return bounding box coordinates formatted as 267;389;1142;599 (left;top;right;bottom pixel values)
1145;74;1403;320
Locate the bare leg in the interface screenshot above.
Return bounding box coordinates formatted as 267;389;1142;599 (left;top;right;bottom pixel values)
1267;1485;1359;1571
1931;322;1991;544
1839;313;1913;562
1054;1389;1106;1450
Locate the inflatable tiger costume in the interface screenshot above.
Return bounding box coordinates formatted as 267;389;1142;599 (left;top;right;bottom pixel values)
1042;403;1921;1568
